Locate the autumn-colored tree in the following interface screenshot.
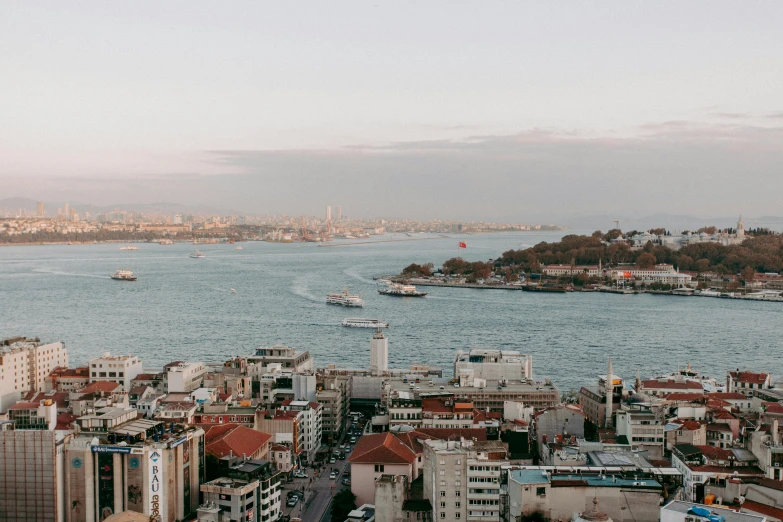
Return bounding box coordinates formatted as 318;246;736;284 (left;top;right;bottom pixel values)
740;266;756;285
637;252;657;268
678;255;694;271
695;259;711;274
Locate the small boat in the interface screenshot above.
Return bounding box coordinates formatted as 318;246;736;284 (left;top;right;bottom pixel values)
159;239;174;245
230;288;237;294
342;318;389;328
326;288;364;307
111;269;137;281
377;281;427;297
189;251;206;259
235;246;243;251
120;246;139;251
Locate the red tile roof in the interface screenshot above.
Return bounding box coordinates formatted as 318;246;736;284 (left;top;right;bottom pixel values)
349;433;417;465
741;499;783;521
695;445;734;460
49;366;90;378
763;402;783;414
80;381;120;394
205;423;240;443
270;444;290;452
674;420;705;431
56;413;78;430
758;478;783;492
706;423;733;433
133;373;161;381
729;371;769;385
642;379;704;390
23;391;69;408
8;401;40;410
206;426;272;459
706;392;748;401
666;393;706;401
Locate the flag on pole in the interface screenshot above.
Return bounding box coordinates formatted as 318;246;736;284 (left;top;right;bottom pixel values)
458;242;467;249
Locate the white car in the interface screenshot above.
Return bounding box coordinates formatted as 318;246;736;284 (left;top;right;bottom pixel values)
293;471;307;479
330;471;338;480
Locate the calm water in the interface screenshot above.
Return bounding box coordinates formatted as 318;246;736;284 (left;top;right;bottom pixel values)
1;232;781;392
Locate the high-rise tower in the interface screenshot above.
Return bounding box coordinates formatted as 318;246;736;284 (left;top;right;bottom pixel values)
326;205;332;221
605;358;614;428
370;330;388;373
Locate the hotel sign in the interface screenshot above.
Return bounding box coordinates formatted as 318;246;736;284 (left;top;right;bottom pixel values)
148;450;164;518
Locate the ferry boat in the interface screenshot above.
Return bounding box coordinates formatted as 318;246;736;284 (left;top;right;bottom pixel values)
111;269;137;281
326;288;364;307
189;251;206;259
341;318;389;328
120;246;139;251
159;239;174;245
377;281;427;297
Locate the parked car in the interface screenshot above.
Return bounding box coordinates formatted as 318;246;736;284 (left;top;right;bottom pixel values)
341;477;351;486
293;471;307;479
329;457;336;464
286;496;298;507
338;452;345;459
330;471;338;479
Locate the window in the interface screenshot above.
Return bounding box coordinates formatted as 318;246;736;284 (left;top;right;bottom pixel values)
456;491;460;497
440;481;446;486
455;514;461;519
455;502;461;508
536;487;546;496
375;465;385;473
99;372;106;377
440;491;446;497
440;502;446;508
440;460;445;465
440;470;445;476
109;372;116;377
440;514;446;519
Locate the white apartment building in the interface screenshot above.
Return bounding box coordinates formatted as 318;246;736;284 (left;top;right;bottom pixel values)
542;264;602;277
165;361;207;392
422;438;508;522
453;349;532;382
280;399;323;462
247;346;314;374
0;337;68;412
616;410;666;460
88;352;142;390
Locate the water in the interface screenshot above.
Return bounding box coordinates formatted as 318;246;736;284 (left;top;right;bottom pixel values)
1;232;781;392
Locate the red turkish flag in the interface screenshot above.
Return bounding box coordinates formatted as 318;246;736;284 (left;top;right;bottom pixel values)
458;242;467;248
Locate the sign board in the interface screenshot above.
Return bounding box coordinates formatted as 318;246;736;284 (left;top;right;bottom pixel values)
169;436;188;449
91;445;132;454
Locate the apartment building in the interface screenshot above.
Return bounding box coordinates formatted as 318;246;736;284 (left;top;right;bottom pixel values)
616;410;666;460
200;456;282;522
280;399;323;462
422;438;508;522
0;337;68;412
88;352;142;390
164;361;207;393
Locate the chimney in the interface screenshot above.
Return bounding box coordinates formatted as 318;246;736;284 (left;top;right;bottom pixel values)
605;358;614;428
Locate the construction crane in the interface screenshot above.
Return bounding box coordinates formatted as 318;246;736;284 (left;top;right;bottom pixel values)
613;220;620;230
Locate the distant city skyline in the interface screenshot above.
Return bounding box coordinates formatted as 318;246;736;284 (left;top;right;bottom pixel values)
2;2;783;220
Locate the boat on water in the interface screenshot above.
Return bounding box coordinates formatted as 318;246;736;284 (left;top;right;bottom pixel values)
111;269;137;281
120;246;139;251
230;288;237;294
378;281;427;297
235;246;243;251
159;239;174;245
341;318;389;328
326;288;364;307
189;251;206;259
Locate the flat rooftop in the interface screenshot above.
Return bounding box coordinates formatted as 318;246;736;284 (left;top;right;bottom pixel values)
663;501;766;522
510;468;662;489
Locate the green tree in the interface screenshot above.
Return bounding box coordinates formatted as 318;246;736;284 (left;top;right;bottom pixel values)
331;488;357;522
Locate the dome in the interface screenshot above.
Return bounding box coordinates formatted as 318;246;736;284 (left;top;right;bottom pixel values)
573;498;612;522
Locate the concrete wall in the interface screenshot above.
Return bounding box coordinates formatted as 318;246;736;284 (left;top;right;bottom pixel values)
351;463;411;507
510;484;663;522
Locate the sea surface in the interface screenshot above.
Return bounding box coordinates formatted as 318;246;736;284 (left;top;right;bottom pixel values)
1;232;781;392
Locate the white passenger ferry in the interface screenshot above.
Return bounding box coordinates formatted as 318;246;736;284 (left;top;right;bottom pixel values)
341;318;389;328
326;288;364;307
189;251;206;259
120;246;139;251
111;269;137;281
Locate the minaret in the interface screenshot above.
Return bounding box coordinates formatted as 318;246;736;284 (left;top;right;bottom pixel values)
370;330;388;374
605;358;614;428
737;215;745;238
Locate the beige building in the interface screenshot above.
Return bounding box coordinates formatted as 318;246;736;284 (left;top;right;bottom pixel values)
0;337;68;412
88;353;143;390
422;438;508;522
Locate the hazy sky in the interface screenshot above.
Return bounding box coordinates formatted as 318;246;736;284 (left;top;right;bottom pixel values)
2;2;782;221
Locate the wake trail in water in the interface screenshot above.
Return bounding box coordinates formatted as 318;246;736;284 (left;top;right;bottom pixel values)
291;275;322;303
426;294;508;305
32;267;110;279
343;266;376;285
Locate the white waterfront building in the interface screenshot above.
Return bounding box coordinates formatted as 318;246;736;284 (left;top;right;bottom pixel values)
0;337;68;412
454;349;533;382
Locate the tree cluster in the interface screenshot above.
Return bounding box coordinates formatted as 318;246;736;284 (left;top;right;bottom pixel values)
441;257;493;282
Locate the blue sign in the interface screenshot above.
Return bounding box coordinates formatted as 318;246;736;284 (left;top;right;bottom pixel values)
91;445;132;454
169;436;188;449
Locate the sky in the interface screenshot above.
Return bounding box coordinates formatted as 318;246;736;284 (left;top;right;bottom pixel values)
2;1;783;222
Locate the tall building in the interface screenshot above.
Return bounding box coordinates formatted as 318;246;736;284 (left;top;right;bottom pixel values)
370;330;389;373
0;337;68;412
37;201;44;217
0;422;73;522
336;206;342;221
65;421;204;522
200;456;282;522
64;202;69;218
422;438;508;522
325;205;332;221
